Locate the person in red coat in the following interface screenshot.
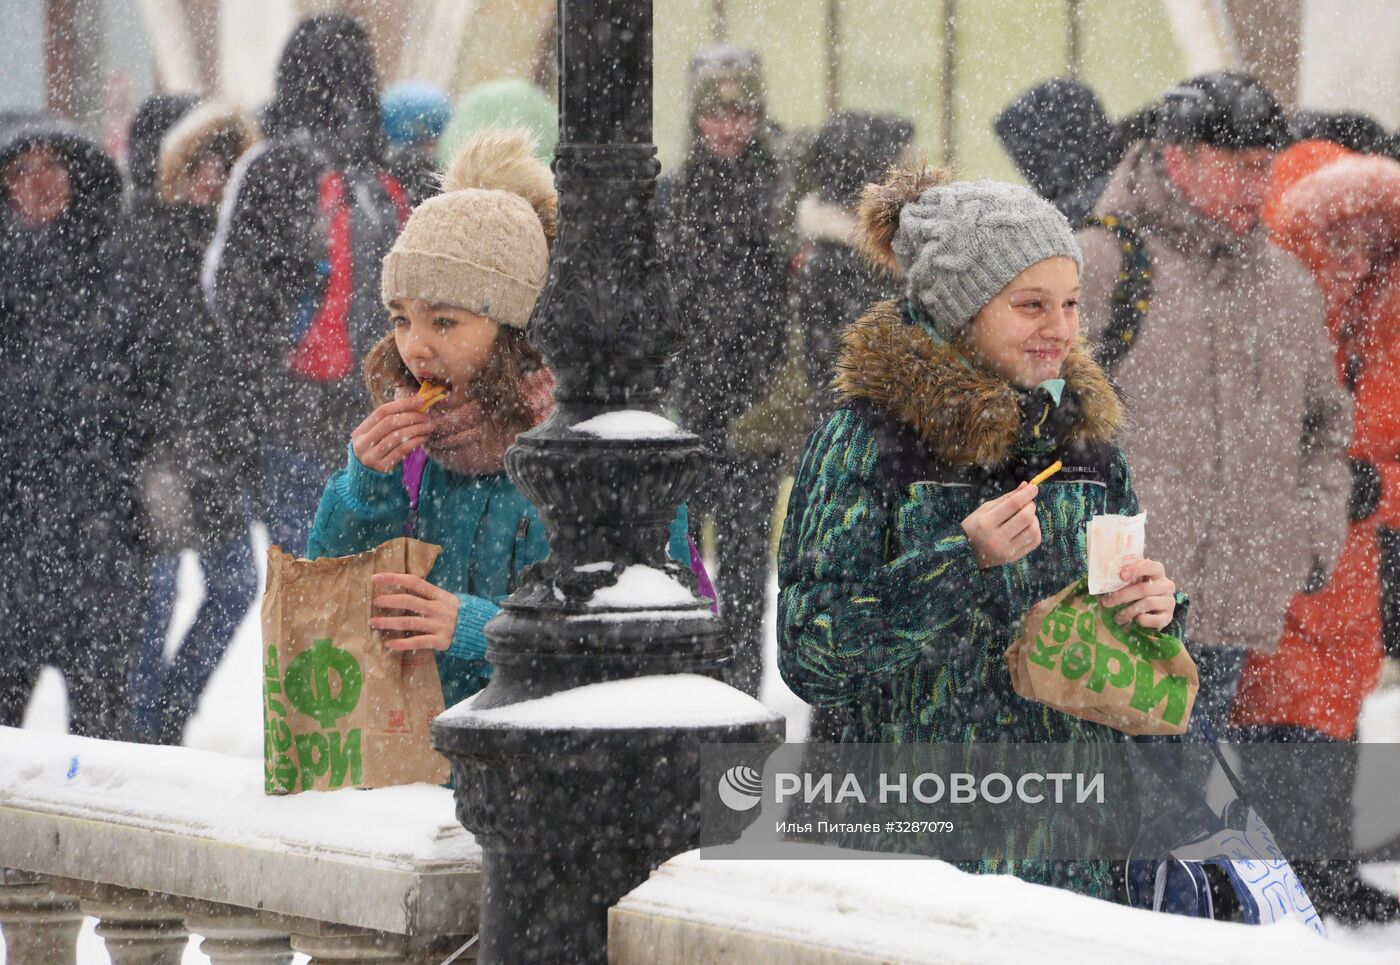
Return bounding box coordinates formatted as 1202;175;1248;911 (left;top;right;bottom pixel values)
1237;147;1400;741
1232;145;1400;922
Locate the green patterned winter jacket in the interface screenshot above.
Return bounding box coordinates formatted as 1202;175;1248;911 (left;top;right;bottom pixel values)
779;301;1185;747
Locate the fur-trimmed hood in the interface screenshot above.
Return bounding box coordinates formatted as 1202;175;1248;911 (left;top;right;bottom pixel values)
832;300;1123;467
158;101;259;204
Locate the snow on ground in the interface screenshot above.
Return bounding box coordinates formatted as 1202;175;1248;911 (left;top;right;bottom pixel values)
0;731;473;867
13;527;1400;961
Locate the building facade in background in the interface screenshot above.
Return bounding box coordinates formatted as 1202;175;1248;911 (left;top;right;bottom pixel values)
5;1;1400;187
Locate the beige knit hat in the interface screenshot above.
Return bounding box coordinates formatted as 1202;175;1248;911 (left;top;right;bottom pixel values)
381;128;557;329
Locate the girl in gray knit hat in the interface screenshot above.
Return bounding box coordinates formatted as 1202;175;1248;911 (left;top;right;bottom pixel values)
776;164;1182;902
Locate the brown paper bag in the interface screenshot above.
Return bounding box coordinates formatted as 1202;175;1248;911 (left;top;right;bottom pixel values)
261;537;450;794
1006;577;1198;736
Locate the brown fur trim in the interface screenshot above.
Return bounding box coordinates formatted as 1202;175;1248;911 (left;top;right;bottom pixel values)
832;301;1123;466
157;101;259;205
855;159;951;278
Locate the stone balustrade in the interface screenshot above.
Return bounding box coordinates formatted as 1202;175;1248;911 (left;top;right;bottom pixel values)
0;727;481;963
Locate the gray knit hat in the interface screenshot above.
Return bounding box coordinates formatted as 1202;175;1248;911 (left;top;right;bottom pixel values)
892;179;1082;342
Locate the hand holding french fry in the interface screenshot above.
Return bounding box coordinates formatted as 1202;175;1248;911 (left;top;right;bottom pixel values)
351;396;435;473
962;482;1042;568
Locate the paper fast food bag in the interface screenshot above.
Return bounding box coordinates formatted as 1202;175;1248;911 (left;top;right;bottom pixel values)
1006;577;1198;736
262;538;450;794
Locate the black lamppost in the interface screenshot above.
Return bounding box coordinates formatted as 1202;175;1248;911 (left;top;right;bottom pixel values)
430;2;785;962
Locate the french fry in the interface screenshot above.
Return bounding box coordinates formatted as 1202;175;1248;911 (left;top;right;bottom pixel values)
1029;459;1063;487
417;380;448;413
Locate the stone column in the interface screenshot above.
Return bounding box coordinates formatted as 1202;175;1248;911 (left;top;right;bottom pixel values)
289;922;475;963
185;904;293;964
76;885;188;965
0;869;83;965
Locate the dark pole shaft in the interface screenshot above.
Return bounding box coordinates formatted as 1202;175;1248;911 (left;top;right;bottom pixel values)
535;0;675;410
433;3;783;961
44;0;77;119
940;0;957;168
1066;0;1082;78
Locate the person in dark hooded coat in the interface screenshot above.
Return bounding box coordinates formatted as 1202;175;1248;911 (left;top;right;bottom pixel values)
657;46;790;697
205;14;409;557
0;120;141;737
124;95;199;205
114;99;262;744
994;78;1122;227
795;111;913;396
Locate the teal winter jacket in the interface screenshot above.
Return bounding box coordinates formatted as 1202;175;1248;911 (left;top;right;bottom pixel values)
779;301;1188;742
308;444;691;709
777;301;1188;899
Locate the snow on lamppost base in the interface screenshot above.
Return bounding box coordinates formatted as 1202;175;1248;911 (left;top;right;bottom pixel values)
432;421;784;963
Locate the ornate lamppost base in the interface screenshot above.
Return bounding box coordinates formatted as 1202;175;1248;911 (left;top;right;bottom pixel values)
433;680;783;964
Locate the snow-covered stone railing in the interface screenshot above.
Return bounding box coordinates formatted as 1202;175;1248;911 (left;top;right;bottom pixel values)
0;727;481;963
609;847;1392;965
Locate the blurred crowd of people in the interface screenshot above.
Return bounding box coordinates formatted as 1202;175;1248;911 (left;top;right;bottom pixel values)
0;14;558;745
0;8;1397;920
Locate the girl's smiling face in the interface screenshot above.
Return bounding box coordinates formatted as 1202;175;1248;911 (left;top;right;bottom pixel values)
389;299;500;410
966;256;1081;389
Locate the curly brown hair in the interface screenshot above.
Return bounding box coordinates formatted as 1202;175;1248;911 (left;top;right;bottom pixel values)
362;326;545;444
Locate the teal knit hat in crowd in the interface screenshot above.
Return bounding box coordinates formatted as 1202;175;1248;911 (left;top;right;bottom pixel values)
436;79;557;170
892;179;1083;342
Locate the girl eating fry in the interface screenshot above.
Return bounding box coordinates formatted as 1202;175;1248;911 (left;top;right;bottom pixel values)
305;129;688;707
777;170;1183;900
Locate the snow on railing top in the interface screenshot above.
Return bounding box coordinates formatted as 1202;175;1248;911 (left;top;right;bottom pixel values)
0;727;476;869
617;849;1383;965
442;674;777;729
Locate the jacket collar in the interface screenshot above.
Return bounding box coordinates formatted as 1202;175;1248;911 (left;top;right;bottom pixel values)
832;300;1124;468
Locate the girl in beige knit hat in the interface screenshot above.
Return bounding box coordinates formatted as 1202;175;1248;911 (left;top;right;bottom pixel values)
302;129;560;706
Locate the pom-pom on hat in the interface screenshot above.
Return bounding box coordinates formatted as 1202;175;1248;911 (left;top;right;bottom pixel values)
858;165;1083;342
381;128;557;330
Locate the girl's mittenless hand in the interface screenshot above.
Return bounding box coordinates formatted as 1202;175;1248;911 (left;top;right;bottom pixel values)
369;572;461;651
1100;557;1177;630
352;397;435;473
961;482;1042;568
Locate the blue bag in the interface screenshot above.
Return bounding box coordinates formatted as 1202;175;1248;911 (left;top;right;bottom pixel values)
1125;727;1326;936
